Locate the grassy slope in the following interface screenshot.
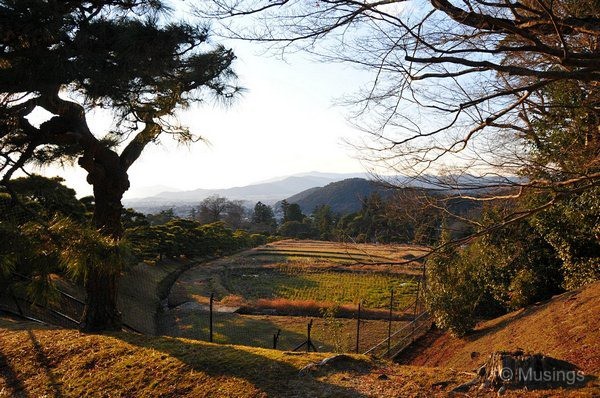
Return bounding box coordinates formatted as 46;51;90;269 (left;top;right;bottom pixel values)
397;281;600;375
1;318;597;397
118;259;187;334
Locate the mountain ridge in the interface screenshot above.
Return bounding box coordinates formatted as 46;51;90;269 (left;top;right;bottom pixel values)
281;178;393;215
123;172;367;209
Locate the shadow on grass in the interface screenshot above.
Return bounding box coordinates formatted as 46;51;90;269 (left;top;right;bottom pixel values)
0;320;62;398
26;330;64;398
161;306;413;354
0;349;29;398
115;332;367;397
161;310;329;351
463;291;574;342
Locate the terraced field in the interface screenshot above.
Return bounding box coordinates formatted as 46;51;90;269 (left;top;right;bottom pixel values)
160;240;429;353
220;267;415;309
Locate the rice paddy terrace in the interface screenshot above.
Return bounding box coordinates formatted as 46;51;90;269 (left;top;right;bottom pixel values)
160;240;430;353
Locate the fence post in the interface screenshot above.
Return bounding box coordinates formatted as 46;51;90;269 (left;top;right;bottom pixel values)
306;319;313;353
421;263;427;312
413;280;421;341
387;289;394;357
209;292;214;343
9;286;24;316
273;329;281;349
355;301;361;353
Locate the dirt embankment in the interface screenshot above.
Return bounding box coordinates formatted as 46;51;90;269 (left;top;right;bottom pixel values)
397;281;600;375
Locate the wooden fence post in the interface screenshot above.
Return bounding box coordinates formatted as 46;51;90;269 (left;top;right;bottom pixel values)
413;280;421;341
355;302;361;353
306;319;313;352
209;292;214;343
387;289;394;357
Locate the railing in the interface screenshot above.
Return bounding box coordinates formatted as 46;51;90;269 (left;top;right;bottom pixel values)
2;272;141;333
363;311;432;359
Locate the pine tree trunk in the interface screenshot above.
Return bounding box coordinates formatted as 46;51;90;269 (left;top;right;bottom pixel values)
80;265;122;332
80;164;128;332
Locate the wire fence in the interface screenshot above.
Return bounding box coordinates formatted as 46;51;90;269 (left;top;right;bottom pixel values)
157;277;430;357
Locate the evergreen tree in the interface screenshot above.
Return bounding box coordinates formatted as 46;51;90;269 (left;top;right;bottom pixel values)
251;201;276;233
283;203;304;223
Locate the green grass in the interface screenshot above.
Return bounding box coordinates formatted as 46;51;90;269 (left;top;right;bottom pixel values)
219;267;418;310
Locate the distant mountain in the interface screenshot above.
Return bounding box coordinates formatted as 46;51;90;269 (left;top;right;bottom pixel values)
123;185;181;200
282;178;393;215
253;171;368;184
123;173;365;211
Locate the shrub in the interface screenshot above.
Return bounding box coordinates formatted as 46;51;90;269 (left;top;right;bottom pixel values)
425;249;482;337
509;269;542;309
126;219;268;261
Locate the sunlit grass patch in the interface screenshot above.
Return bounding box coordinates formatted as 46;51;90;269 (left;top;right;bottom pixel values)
219;267;418;310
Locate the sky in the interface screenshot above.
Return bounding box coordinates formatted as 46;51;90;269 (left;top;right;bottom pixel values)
33;40;372;199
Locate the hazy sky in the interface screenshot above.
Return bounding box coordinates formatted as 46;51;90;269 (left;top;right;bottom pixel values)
34;40;372;199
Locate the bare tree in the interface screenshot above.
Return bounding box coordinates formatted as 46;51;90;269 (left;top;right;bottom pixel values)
200;0;599;232
224;199;247;229
198;195;231;223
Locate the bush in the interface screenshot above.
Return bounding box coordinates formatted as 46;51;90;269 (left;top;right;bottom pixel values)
425;245;482;336
249;233;267;246
529;188;600;290
509;269;542;309
425;206;566;336
126;219;268;261
278;220;318;239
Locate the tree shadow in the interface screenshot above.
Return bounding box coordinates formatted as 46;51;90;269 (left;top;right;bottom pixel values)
115;332;368;397
0;318;63;398
463;291;575;342
0;349;29;398
26;330;64;398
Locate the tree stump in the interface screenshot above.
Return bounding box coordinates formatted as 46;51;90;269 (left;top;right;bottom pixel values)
482;350;584;389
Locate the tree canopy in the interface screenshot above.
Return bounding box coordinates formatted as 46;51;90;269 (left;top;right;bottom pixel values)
1;0;238;233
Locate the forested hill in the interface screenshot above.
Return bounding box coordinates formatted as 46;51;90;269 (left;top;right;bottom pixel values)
282;178;393;215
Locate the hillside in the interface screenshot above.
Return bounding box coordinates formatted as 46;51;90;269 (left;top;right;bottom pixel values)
397;281;600;375
1;317;597;397
283;178;393;215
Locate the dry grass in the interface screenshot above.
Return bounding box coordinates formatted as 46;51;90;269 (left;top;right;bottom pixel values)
398;281;600;377
264;239;429;258
239;298;410;320
0;319;596;397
